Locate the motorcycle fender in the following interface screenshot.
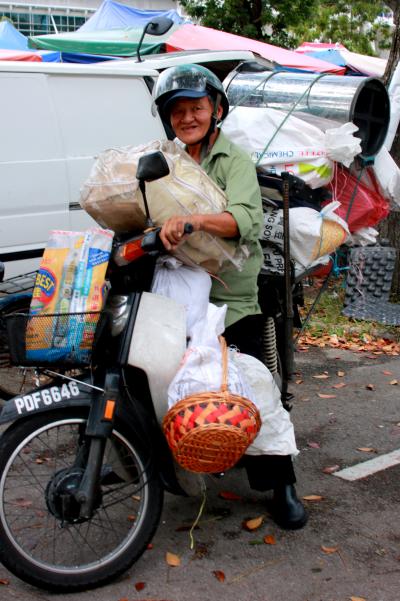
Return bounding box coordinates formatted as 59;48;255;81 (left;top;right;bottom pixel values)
128;291;187;424
0;377;93;425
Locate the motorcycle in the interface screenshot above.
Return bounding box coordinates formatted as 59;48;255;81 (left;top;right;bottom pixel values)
0;151;303;592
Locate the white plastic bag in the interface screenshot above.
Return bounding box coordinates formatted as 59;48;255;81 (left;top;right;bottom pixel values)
373;146;400;208
167;344;254;409
231;352;298;456
151;257;211;339
324;122;361;167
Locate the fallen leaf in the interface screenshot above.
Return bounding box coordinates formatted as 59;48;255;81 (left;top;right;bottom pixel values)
337;370;345;377
147;543;153;550
322;465;340;474
350;597;367;601
243;516;264;531
366;384;375;390
166;551;181;567
357;447;377;453
263;534;276;545
127;514;136;522
303;495;324;502
383;370;393;375
295;379;304;385
219;490;242;501
390;379;398;385
307;441;321;449
0;579;10;585
317;393;337;399
213;570;225;582
134;582;146;591
321;545;338;554
332;382;347;389
313;374;330;379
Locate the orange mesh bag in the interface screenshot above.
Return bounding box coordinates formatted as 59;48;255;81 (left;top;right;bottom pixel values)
162;337;261;473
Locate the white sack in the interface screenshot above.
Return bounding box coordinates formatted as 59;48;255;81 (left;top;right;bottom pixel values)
223;106;333;188
151;257;211;340
231;352;298;457
261;202;350;269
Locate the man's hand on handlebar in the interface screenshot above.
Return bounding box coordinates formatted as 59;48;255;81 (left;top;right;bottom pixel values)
160;217;197;251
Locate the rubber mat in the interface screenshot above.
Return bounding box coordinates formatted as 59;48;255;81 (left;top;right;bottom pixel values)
342;246;400;325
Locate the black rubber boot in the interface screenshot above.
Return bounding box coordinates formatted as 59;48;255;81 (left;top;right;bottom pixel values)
270;484;308;530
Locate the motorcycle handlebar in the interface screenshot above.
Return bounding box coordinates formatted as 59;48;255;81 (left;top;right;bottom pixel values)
140;223;193;253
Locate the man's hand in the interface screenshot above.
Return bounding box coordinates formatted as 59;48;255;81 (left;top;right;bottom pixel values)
160;212;239;252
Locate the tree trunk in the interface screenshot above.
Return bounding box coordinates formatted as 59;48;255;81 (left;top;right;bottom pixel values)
379;3;400;297
378;209;400;297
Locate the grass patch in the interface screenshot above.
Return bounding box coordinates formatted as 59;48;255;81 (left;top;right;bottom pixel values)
298;275;400;343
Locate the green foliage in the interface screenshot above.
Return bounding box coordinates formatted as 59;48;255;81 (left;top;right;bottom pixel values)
181;0;393;53
180;0;317;47
294;1;392;55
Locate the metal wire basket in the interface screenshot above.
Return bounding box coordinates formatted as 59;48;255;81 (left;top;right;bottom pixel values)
162;337;261;474
5;311;102;368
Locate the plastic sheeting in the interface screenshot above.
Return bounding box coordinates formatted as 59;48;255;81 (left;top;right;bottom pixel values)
29;25;179;56
0;48;41;61
78;0;186;32
30;20;345;72
296;42;386;77
0;20;60;62
166;25;346;74
0;20;28;49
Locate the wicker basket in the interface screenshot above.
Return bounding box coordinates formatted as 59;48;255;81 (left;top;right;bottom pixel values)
162;337;261;473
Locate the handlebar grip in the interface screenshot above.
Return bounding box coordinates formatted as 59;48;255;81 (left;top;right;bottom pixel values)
183;223;193;235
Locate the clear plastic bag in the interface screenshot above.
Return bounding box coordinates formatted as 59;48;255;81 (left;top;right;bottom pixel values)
80;139;246;273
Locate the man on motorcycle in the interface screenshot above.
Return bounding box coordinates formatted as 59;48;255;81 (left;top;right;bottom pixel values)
153;64;307;530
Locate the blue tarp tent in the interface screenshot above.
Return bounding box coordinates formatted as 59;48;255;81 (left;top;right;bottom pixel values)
0;20;27;49
78;0;186;32
0;20;60;61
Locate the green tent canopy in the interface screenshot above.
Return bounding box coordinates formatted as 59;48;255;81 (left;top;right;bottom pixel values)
29;25;180;56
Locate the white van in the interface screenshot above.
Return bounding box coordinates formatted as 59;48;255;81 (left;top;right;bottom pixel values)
0;50;266;278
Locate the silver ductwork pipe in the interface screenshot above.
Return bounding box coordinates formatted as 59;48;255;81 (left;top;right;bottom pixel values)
223;71;390;159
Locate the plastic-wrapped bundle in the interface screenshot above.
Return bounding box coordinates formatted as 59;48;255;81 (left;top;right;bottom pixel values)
80;139;246;273
26;228;113;363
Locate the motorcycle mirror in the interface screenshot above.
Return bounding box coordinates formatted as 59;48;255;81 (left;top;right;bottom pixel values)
136;16;174;63
0;261;4;283
136;151;170;182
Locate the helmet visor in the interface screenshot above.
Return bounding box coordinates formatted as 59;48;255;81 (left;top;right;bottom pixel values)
155;66;210;101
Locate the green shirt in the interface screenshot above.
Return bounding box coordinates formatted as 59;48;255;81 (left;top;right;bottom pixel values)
201;131;264;327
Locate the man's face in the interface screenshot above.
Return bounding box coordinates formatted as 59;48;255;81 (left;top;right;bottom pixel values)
169;96;214;145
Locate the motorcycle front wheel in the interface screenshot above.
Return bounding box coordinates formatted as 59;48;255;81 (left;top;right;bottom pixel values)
0;409;164;592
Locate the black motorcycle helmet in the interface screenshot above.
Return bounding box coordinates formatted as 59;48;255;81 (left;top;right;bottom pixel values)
153;64;229;133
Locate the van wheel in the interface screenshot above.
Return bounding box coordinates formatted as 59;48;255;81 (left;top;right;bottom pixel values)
0;299;76;401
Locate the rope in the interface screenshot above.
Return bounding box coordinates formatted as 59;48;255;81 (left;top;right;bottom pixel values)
255;72;327;167
189;478;207;550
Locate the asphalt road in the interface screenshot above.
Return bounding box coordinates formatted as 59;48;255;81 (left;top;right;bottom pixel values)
1;344;400;601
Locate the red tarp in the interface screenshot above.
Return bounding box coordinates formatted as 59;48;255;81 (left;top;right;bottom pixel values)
166;25;346;74
0;48;42;61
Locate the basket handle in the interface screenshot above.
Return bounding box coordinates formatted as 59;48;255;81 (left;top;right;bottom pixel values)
219;336;229;393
